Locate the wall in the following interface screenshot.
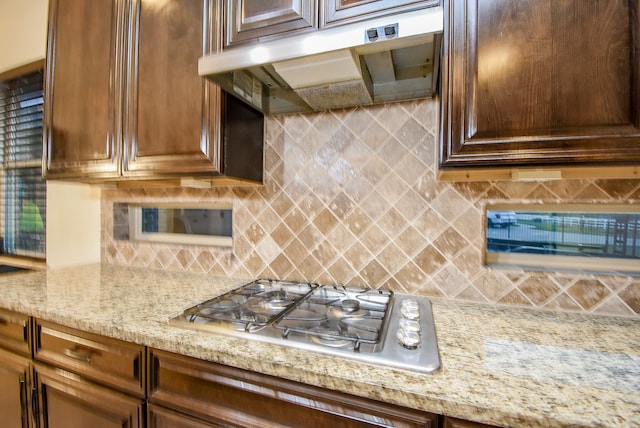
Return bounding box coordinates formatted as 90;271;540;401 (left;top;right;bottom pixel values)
46;181;101;268
102;99;640;318
0;0;48;73
0;0;102;269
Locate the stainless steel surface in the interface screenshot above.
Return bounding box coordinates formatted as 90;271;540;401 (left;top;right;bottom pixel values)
199;7;443;115
170;279;441;373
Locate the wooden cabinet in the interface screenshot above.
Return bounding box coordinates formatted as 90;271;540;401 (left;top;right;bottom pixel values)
148;404;224;428
440;0;640;171
42;0;123;179
0;310;33;428
0;309;32;357
148;348;439;427
31;320;146;427
0;348;32;428
225;0;317;47
322;0;441;27
33;363;143;428
443;417;498;428
224;0;440;47
44;0;264;185
33;320;145;397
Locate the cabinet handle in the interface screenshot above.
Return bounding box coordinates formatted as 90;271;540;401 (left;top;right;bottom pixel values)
19;377;28;426
63;346;94;363
31;386;39;426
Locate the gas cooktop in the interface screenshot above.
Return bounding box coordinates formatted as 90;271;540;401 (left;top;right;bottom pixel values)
170;279;440;373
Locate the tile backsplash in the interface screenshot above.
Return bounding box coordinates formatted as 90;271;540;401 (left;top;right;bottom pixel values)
102;98;640;318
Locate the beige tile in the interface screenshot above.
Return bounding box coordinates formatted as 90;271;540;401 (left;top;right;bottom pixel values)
619;282;640;314
568;279;611;310
100;98;640;319
433;227;469;259
517;277;561;306
413;245;447;276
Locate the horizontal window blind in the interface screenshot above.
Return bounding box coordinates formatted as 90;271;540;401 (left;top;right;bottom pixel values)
0;70;46;258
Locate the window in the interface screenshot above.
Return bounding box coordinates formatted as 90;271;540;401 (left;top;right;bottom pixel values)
0;68;46;258
485;204;640;275
113;203;233;247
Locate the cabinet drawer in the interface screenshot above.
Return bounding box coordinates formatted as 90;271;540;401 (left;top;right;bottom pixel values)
149;348;438;427
0;308;31;356
34;320;145;397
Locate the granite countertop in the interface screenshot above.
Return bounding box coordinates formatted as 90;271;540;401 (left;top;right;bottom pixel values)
0;263;638;428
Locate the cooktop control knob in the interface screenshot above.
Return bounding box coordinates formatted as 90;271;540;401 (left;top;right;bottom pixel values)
399;317;421;332
400;299;420;320
397;299;422;349
397;329;420;349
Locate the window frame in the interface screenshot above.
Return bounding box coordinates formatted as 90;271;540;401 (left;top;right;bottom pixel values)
0;60;47;260
128;203;233;247
485;203;640;275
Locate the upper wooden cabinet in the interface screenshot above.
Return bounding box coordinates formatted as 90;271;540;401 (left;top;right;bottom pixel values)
322;0;441;27
440;0;640;170
225;0;318;47
43;0;124;179
224;0;440;48
44;0;264;185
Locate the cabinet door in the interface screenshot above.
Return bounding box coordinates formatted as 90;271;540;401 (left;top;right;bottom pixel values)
0;349;31;428
322;0;440;27
34;363;142;428
225;0;317;47
43;0;126;180
440;0;640;169
124;0;225;178
148;404;226;428
443;417;497;428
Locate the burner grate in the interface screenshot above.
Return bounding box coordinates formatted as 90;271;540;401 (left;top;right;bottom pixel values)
183;279;318;332
274;285;393;351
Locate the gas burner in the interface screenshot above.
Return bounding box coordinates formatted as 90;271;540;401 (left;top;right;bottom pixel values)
341;299;360;313
170;279;441;373
182;279;317;331
310;334;353;348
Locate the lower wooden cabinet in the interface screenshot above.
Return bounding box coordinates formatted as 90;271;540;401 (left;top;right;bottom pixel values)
0;348;32;428
0;311;502;428
443;416;498;428
30;320;146;428
148;404;224;428
148;348;439;428
33;320;146;398
33;363;143;428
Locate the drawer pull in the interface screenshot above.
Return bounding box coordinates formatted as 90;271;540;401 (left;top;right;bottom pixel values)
63;346;94;363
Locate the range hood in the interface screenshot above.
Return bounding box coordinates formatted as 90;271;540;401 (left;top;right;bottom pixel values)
198;6;443;115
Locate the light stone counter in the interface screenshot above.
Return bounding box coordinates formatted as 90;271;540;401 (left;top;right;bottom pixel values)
0;263;638;428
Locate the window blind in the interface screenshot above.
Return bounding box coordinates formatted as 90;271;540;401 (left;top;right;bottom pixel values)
0;70;46;258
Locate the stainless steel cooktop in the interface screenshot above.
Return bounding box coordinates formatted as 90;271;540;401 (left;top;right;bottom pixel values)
170;279;440;373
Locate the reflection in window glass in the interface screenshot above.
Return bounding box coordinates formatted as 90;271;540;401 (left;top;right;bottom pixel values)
486;205;640;274
140;208;232;237
122;204;233;247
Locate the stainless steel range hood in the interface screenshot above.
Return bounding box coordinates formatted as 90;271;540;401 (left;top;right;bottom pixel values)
198;6;443;115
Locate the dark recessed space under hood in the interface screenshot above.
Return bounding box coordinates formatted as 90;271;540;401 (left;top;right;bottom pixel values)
199;7;443;115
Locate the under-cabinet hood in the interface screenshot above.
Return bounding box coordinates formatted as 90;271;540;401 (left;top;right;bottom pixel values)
198;6;443;115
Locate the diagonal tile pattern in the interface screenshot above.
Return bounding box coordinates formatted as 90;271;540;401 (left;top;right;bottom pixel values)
102;98;640;318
